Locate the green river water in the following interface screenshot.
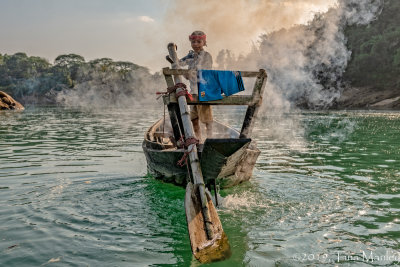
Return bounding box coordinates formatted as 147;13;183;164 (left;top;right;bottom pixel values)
0;106;399;266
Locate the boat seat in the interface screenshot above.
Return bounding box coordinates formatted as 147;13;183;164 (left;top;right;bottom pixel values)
153;131;170;138
153;132;174;146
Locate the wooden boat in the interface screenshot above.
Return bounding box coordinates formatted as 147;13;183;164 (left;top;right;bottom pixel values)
143;43;267;263
143;68;267;189
143;117;261;189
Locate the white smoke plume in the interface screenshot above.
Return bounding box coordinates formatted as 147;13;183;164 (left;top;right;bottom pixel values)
166;0;336;58
165;0;383;148
213;0;383;110
56;65;164;109
166;0;382;109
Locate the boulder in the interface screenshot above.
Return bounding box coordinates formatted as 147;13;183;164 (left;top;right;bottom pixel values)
0;91;24;110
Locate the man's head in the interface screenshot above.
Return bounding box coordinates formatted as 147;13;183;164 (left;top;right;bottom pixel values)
189;31;206;52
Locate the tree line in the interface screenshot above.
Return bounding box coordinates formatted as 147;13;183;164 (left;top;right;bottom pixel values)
0;52;162;104
1;0;399;106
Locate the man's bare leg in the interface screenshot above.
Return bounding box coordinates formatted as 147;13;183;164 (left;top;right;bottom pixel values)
192;118;201;140
205;121;213;138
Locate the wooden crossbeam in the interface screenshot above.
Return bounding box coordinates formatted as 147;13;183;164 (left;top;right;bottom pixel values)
162;67;268;140
162;68;267;106
162;68;267;78
163;94;253;105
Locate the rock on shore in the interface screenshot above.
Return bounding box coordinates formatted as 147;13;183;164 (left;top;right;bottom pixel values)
0;91;24;110
336;87;400;110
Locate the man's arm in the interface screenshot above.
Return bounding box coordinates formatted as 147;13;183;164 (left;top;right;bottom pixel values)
179;51;194;67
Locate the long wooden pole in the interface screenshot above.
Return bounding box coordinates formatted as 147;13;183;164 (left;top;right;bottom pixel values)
167;43;214;240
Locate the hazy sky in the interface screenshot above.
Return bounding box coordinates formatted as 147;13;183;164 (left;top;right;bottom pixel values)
0;0;335;72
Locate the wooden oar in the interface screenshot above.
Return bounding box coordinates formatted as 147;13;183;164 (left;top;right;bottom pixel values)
167;43;231;263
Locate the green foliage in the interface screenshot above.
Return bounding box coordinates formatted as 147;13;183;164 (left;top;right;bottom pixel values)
114;61;141;80
0;51;161;104
345;0;400;89
54;54;85;67
89;58;114;72
394;49;400;66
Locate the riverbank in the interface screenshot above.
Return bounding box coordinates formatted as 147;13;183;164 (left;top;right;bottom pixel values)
336;87;400;110
3;86;400;111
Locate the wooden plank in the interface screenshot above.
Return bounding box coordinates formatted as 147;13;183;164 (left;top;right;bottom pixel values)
200;138;251;183
163;67;175;86
163;68;266;78
218;145;261;188
240;69;268;138
164;94;253;105
241;71;267;78
163;68;195;77
217;143;250;179
185;183;231;263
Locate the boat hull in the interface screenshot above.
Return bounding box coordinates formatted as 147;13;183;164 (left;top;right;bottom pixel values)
142;138;260;189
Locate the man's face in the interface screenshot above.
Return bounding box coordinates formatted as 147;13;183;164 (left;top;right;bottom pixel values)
191;39;205;52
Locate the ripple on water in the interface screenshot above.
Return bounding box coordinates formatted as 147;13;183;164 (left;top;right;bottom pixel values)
1;108;400;266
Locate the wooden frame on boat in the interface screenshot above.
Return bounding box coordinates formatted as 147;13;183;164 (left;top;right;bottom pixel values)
162;67;267;138
142;67;268;189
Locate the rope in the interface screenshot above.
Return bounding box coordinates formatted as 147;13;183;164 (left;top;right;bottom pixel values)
174;121;192;183
162;104;166;137
176;135;185;148
156;82;197;168
156;83;193;101
176;89;194;101
177;136;199;167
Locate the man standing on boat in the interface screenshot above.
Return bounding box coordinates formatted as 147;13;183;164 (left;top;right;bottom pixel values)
180;30;213;140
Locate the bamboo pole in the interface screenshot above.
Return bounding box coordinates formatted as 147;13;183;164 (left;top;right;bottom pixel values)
167;43;214;240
